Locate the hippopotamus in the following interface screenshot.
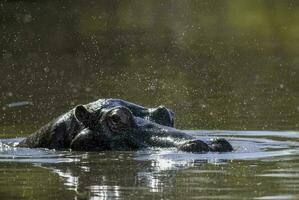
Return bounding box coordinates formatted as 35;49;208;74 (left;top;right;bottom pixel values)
18;99;233;152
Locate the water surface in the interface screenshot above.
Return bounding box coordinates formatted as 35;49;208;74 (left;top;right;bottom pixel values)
1;130;299;199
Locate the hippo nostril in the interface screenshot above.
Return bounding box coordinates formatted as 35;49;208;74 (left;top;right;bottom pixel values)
179;140;210;153
209;138;233;152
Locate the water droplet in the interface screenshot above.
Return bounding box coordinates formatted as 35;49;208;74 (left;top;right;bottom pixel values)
23;14;32;23
44;67;50;73
84;87;91;92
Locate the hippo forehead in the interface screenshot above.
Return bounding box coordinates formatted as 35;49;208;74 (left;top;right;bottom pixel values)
84;99;174;126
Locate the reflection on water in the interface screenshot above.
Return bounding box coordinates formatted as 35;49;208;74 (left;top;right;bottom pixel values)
1;130;299;199
89;185;121;200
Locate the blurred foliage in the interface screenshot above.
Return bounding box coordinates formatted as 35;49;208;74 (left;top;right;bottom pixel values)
0;0;299;134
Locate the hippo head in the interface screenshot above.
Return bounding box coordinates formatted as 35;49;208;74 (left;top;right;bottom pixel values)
71;104;176;151
17;98;232;152
71;103;233;152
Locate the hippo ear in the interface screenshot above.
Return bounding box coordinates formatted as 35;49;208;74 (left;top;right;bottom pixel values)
74;105;95;128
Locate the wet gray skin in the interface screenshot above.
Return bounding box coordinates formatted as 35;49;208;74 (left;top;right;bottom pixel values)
18;99;233;152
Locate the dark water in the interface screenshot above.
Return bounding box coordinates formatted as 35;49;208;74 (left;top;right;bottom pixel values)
1;0;299;199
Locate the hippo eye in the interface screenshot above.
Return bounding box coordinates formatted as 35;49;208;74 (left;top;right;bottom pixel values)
111;114;121;123
105;107;135;133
